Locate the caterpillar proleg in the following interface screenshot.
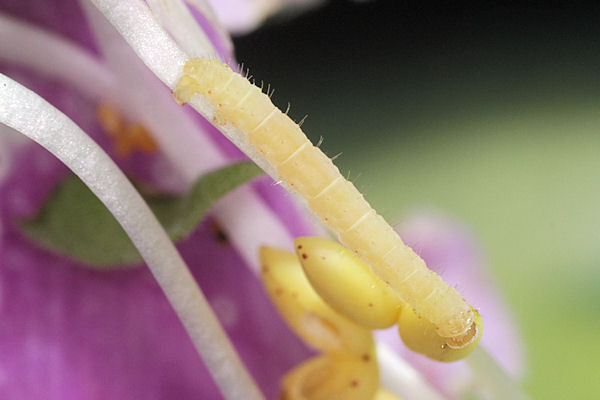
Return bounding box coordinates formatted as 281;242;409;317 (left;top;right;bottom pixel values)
174;58;476;342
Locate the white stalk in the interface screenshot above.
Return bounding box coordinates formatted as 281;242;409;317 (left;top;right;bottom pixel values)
0;12;116;102
146;0;218;59
466;347;530;400
184;0;234;55
377;342;446;400
0;125;26;186
85;1;445;397
0;74;264;400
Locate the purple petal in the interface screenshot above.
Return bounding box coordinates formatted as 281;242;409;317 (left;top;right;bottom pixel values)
206;0;323;35
0;0;99;56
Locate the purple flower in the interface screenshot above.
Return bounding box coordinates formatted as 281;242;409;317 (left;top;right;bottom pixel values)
0;1;525;399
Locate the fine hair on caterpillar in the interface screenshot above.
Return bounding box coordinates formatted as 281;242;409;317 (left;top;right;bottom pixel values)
173;58;477;343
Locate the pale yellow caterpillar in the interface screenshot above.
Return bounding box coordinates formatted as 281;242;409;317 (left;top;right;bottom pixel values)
174;58;475;343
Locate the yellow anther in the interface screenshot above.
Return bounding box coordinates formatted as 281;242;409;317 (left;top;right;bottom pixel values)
294;237;402;329
96;104;158;158
259;246;373;355
279;351;379;400
397;304;483;362
374;389;404;400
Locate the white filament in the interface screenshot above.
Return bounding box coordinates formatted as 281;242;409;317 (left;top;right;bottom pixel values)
0;12;116;102
466;347;530;400
0;75;264;400
377;342;446;400
89;0;187;88
146;0;218;59
185;0;234;55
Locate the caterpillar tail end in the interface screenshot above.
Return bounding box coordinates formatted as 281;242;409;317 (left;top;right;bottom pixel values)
398;305;483;362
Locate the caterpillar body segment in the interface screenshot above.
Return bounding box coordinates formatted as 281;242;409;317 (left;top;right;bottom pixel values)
175;58;475;341
294;237;402;329
259;247;373;355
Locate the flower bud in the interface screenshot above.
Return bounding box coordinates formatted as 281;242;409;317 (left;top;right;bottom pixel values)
294;237;402;329
280;351;379;400
260;246;373;355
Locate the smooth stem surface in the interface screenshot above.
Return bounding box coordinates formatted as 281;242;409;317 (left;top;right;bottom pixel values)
466;347;529;400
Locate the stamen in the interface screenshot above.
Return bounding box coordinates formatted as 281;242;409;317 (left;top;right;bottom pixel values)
96;104;158;157
376;342;445;400
0;12;116;101
89;0;188;88
146;0;218;59
293;237;401;330
0;75;264;400
185;0;234;56
466;347;530;400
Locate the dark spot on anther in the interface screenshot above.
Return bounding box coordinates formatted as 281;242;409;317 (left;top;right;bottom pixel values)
302;253;308;259
211;222;229;246
262;265;270;273
368;303;373;307
350;380;359;388
321;256;326;260
275;288;283;296
297;245;302;249
362;354;370;362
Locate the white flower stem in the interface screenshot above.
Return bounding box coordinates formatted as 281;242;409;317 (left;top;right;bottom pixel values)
377;342;446;400
146;0;218;59
0;12;116;102
0;75;264;400
466;347;530;400
184;0;234;56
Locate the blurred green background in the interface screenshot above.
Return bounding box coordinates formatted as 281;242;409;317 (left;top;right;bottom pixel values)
235;1;600;398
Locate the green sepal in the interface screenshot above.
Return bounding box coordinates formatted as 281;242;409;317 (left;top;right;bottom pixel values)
19;162;263;268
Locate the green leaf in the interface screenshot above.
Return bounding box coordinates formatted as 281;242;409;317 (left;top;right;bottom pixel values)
19;162;263;268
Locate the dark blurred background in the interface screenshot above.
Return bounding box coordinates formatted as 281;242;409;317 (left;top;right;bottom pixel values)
235;1;600;398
